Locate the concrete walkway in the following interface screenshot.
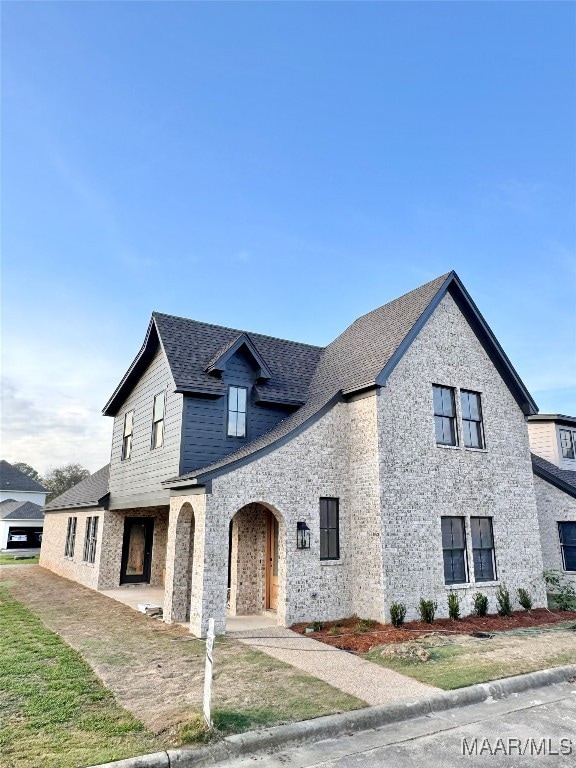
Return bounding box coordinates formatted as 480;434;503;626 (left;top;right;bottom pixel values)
229;626;439;705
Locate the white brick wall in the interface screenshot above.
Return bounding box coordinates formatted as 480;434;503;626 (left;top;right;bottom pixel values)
534;475;576;585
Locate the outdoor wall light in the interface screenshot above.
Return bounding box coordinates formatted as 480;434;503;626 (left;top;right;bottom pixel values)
296;521;311;550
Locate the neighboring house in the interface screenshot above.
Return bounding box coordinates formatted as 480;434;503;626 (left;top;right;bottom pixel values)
0;461;48;549
528;415;576;585
41;271;548;636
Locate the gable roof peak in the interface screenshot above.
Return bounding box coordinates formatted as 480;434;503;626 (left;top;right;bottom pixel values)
205;332;272;379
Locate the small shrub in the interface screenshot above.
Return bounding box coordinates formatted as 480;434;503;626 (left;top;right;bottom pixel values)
355;618;376;634
496;584;512;617
312;621;325;632
473;592;489;617
517;587;533;612
328;625;340;635
447;592;461;620
543;569;576;611
418;598;437;624
389;601;407;628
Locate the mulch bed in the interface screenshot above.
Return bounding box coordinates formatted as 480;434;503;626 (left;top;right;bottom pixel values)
291;609;576;653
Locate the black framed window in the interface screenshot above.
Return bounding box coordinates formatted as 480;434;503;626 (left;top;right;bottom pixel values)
559;429;575;460
320;497;339;560
151;392;165;449
64;516;77;558
461;390;484;449
471;517;496;581
121;410;133;461
433;385;458;446
441;517;468;584
83;516;99;564
227;386;247;437
559;522;576;572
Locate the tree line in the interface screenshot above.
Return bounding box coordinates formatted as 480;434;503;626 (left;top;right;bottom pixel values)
13;462;91;503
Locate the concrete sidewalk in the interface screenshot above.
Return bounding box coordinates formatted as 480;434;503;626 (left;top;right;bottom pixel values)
229;626;438;705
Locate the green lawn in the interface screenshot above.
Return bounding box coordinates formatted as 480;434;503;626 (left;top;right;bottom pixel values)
0;555;40;565
0;588;161;768
363;627;576;690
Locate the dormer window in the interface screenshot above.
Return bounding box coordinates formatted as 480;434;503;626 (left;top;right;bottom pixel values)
151;392;165;449
559;429;575;460
121;411;133;461
227;386;247;438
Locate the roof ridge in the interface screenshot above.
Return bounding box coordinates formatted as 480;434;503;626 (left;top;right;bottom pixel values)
152;312;323;350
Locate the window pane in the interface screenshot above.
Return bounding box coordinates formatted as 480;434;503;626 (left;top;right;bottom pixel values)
237;387;247;412
327;502;338;530
320;528;328;559
124;411;133;437
236;411;246;437
433;386;444;415
560;430;575;460
474;549;494;581
228;411;237;436
462;420;473;448
460;391;471;420
444;550;466;584
229;386;238;411
559;522;576;547
319;502;328;529
468;393;480;421
435;416;446;444
154;420;164;448
328;529;339;559
153;393;165;421
564;547;576;571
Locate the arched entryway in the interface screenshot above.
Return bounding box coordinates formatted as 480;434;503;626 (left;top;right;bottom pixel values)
164;501;195;623
227;502;286;621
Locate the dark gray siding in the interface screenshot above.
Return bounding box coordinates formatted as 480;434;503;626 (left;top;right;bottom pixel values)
180;348;293;474
108;347;182;508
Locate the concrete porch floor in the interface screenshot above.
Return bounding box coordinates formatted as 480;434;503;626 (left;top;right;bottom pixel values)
98;584;280;633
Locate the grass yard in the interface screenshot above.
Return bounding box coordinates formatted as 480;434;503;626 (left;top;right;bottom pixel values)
0;588;162;768
0;555;40;565
1;569;364;767
363;623;576;690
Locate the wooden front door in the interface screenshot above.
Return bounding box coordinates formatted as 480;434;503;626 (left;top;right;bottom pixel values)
120;517;154;584
266;510;279;611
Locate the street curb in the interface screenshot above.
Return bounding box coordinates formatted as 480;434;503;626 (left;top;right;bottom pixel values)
92;664;576;768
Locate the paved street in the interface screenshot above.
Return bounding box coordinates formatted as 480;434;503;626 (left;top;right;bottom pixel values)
215;682;576;768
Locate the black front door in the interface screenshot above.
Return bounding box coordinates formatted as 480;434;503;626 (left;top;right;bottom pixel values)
120;517;154;584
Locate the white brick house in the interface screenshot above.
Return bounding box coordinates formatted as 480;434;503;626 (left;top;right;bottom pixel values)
41;272;549;636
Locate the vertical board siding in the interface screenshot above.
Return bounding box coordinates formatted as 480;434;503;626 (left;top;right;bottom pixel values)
108;347;182;504
181;348;292;474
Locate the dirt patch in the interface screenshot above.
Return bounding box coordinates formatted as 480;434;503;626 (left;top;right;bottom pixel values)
291;610;576;653
2;568;362;740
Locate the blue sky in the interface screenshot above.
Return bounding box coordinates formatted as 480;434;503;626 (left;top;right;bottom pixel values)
2;1;575;473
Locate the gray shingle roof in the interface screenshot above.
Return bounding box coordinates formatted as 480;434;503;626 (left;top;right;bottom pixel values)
0;499;44;520
532;453;576;499
103;315;322;416
0;460;47;493
43;465;110;511
168;272;454;484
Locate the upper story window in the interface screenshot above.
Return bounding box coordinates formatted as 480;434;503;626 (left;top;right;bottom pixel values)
558;523;576;571
461;390;484;449
471;517;496;582
151;392;165;449
227;386;247;438
121;411;134;461
433;385;458;446
320;497;340;560
441;517;467;584
559;429;575;460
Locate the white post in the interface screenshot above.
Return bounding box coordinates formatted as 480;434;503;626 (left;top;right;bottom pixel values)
203;617;215;728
